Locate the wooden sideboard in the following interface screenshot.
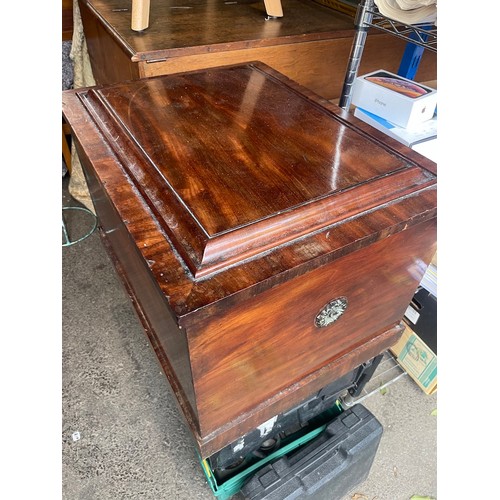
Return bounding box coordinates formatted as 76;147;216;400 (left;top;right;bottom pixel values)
63;0;74;40
62;62;437;457
78;0;436;100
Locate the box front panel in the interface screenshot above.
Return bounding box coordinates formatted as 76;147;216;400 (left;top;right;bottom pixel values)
189;218;436;437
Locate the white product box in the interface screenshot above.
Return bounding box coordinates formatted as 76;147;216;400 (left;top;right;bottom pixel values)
351;70;437;129
354;107;437;147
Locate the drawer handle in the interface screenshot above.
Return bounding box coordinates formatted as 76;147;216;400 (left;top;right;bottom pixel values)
315;297;348;328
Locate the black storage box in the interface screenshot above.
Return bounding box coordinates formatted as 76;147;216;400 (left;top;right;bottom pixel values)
241;404;383;500
405;286;437;354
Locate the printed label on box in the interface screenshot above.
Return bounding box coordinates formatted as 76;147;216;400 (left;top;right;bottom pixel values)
404;304;420;325
398;334;437;389
364;71;432;99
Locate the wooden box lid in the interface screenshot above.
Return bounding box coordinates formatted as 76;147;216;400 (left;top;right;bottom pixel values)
63;62;436;326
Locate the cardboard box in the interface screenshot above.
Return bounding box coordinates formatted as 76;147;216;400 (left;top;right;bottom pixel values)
352;70;437;129
390;321;437;395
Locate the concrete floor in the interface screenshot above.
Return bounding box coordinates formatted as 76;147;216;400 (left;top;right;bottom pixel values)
62;174;437;500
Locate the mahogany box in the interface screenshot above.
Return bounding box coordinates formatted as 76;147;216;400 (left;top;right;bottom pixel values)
62;62;437;459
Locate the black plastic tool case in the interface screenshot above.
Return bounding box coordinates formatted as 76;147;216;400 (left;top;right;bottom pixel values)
240;404;382;500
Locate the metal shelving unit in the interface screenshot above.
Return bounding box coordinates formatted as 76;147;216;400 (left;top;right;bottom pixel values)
339;0;437;110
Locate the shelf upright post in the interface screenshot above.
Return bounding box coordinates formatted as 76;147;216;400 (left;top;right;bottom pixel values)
338;0;374;111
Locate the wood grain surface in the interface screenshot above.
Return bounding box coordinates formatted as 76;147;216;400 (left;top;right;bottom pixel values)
80;0;358;59
62;62;437;456
191;217;436;437
78;0;437;99
73;64;435;283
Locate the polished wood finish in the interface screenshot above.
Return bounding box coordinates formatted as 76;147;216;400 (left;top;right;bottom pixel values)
139;35;437;102
78;0;436;99
63;0;74;41
79;0;141;84
62;63;437;457
89;180;199;430
192;219;436;437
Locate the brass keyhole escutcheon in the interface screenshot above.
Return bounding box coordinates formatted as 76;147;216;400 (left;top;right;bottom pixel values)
315;297;348;328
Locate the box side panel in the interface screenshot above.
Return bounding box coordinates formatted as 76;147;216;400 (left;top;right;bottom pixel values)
190;219;436;439
76;139;200;433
